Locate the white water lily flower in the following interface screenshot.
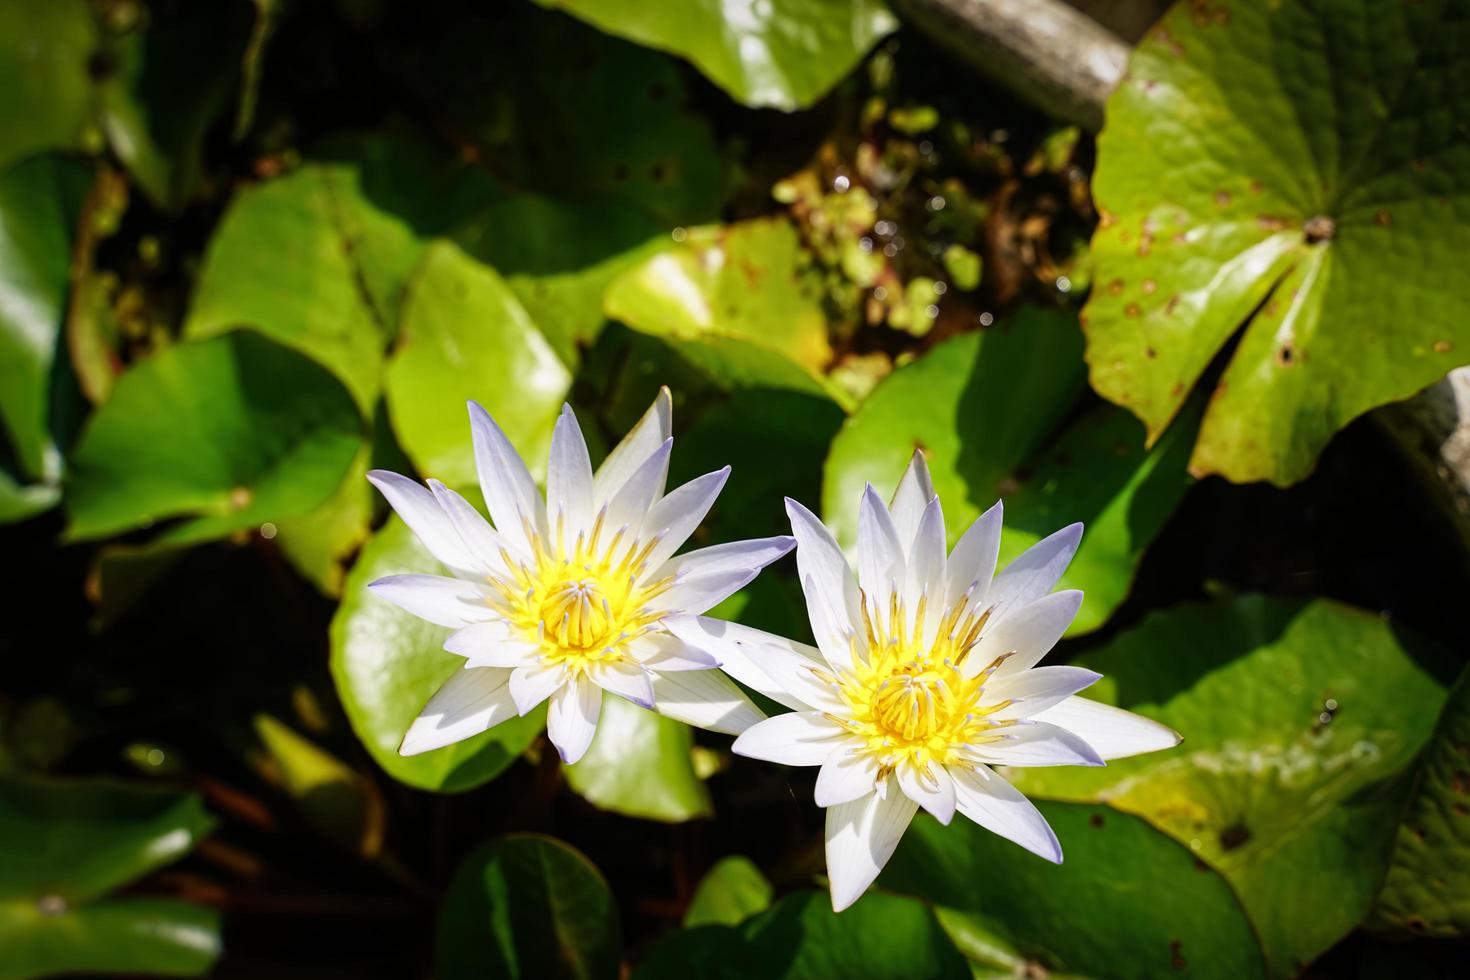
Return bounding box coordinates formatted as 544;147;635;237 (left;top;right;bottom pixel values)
366;389;792;765
667;452;1180;911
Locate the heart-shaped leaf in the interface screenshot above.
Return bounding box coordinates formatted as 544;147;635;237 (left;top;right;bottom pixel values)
682;857;772;928
563;693;713;824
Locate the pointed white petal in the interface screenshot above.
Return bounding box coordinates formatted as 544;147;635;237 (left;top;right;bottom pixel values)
546;404;596;540
1030;696;1182;760
951;764;1061;863
650;667;765;735
547;676;602;764
648;567;759;616
785;497;861;669
367;574;491;628
857;485;905;599
427;479;518;576
896;761;957;825
904;495;946;630
969;590;1083;679
945;500;1003;611
509;662;568;715
814;750;882;807
825;783;918;912
625;632;721;672
593;386;672;506
972;720;1105;768
399;666;517;756
638;468;731;574
750;642;848;713
589;660;655;709
986;523;1083;624
731;711;848;766
661;615;820;712
986;665;1102;720
888;450;936;551
366;470;477;575
443;625;543;669
657;536;795;586
604;437;672;539
468;401;546;555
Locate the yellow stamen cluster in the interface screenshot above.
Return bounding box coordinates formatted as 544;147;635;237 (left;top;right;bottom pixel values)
487;512;673;670
833;589;1012;774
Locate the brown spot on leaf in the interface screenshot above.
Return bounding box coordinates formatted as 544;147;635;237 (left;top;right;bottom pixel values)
1090;813;1105;828
1277;344;1296;366
1304;215;1335;242
1171;381;1185;398
1214;190;1231;207
1375;209;1393;226
1166;294;1181;314
1249;180;1264;194
1146;346;1158;359
1451;770;1470;795
1170;940;1187;970
1436;340;1453;354
1219;823;1251;851
1108;278;1125;296
229;487;253;510
1142;279;1158;295
1125;303;1142;317
1138;235;1153;257
1257;214;1287;231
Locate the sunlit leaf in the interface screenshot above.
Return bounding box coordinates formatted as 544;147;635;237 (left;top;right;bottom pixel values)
66;330;363;542
1012;597;1452;976
272;447;374;597
824;310;1193;634
330;517;544;792
683;856;772;928
253;713;386;858
1085;0;1470;485
437;834;619;980
564;694;713;824
533;0;897;110
0;0;97;172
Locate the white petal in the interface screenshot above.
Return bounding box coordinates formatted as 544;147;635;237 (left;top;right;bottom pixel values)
546;404;596;540
824;782;918;912
986;665;1102;720
951;764;1061;863
399;666;517;756
1030;696;1182;760
443;624;543;669
731;711;849;766
593;386;672;507
904;495;946;632
749;642;848;714
366;470;477;575
509;662;568;715
896;760;957;824
589;660;655;709
638;468;731;574
814;750;881;807
857;485;905;598
368;574;491;628
604;437;672;539
661;615;820;712
625;632;721;672
650;667;765;735
887;450;936;551
657;536;795;586
427;479;517;576
468;401;546;555
547;676;602;764
945;500;1003;611
648;567;758;616
973;721;1104;768
985;523;1083;624
785;497;861;669
968;590;1083;679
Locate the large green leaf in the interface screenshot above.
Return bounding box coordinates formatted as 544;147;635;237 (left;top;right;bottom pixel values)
882;803;1265;980
1012;597;1451;976
604;218;834;373
0;155;89;484
533;0;897;110
437;834;619;980
0;775;220;980
564;693;713;823
683;857;773;928
185;139;498;412
1085;0;1470;485
66;330;363;541
330;517;544;792
823;311;1194;634
635;890;969;980
1372;665;1470;936
384;240;570;492
0;0;97;172
272;447;374;597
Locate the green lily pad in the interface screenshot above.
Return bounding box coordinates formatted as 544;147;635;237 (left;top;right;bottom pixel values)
564;693;713;824
0;774;220;980
533;0;897;110
683;857;773;928
1012;597;1451;976
0;0;97;172
883;803;1265;980
604;219;834;374
272;447;374;597
185;138;498;412
384;240;571;492
1372;665;1470;936
635;890;968;980
436;834;619;980
66;330;363;542
0;155;89;485
1085;0;1470;486
823;310;1194;634
330;517;544;792
931;906;1094;980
